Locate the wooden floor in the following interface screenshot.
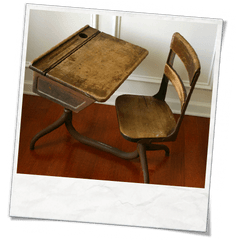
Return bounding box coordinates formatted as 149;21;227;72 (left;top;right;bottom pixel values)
17;94;210;187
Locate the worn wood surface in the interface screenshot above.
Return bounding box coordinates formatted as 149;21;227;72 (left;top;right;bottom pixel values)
116;95;176;141
164;63;186;108
30;25;149;102
170;32;201;85
17;94;209;188
31;25;99;73
33;72;95;112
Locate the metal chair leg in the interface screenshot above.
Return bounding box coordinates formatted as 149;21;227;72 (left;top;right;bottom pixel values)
137;143;149;183
146;143;170;156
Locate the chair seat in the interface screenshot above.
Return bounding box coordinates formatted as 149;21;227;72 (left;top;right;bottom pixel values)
115;95;176;142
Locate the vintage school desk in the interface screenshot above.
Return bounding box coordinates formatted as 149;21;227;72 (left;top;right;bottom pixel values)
29;25;149;160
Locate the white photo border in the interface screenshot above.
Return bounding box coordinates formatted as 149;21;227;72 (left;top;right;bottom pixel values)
9;4;223;232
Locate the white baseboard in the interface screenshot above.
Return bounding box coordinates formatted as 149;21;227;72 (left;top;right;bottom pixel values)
23;80;36;95
101;92;211;118
23;80;211;118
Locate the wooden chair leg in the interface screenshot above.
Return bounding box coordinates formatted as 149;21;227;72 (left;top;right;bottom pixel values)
137;143;149;184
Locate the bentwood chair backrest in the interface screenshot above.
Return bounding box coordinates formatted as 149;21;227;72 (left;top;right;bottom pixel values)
154;32;201;140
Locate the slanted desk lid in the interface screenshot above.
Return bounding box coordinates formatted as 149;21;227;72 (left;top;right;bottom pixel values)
30;25;149;102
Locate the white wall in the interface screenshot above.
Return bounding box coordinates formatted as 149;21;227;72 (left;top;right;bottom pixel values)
24;6;221;117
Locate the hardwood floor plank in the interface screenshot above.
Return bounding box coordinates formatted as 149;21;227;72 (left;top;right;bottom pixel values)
17;94;209;187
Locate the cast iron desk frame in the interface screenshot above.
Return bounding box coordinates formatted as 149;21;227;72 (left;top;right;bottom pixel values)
29;25;149;161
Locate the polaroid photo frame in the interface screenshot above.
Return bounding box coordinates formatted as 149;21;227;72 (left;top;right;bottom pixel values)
10;4;223;232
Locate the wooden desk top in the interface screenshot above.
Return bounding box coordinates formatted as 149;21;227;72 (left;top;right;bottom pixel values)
30;25;148;102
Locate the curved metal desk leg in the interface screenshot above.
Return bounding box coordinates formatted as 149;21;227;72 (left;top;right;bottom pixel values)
30;110;70;150
64;110;139;160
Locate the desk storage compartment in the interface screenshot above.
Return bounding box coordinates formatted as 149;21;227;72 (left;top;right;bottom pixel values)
33;72;94;112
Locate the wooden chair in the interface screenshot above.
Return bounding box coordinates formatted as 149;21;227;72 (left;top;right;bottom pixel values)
115;32;201;183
